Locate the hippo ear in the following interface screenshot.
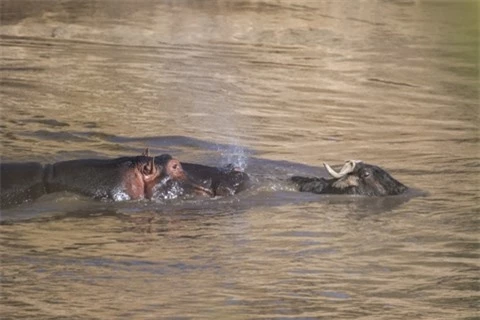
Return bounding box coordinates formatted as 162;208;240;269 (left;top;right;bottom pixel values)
142;157;155;176
142;148;150;157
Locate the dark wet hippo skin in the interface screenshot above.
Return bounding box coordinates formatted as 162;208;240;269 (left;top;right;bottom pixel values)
44;156;162;201
291;161;408;196
0;154;192;208
180;162;250;197
0;162;46;207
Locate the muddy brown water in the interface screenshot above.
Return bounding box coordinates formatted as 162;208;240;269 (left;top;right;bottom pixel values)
0;1;478;319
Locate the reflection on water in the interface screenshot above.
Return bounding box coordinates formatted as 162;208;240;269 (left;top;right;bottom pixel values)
0;0;478;319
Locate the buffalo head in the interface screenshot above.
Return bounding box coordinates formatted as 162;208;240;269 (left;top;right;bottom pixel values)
291;160;408;196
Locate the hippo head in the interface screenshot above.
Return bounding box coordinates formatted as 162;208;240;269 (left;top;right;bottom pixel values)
322;160;408;196
148;153;214;200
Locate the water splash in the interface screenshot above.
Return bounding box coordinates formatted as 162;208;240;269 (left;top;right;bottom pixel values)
218;142;249;171
156;185;184;200
112;189;131;202
151;178;185;201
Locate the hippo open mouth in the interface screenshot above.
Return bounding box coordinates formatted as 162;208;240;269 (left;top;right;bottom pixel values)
143;149;216;199
149;170;215;200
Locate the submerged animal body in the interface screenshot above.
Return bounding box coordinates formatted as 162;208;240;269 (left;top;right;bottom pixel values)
0;153;210;208
1;149;409;210
0;150;250;208
291;160;408;196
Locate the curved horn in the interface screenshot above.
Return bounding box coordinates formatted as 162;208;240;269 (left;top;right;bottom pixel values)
323;160;361;178
324;162;343;178
338;160;357;175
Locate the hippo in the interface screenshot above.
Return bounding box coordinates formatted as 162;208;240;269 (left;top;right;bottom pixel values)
290;160;408;196
130;149;248;198
0;152;210;208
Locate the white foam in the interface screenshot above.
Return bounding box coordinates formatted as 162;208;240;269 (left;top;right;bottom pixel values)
111;188;131;202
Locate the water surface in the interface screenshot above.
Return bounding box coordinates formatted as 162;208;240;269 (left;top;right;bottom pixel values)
0;1;478;319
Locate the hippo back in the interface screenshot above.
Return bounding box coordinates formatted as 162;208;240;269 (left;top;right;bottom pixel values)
1;162;46;207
